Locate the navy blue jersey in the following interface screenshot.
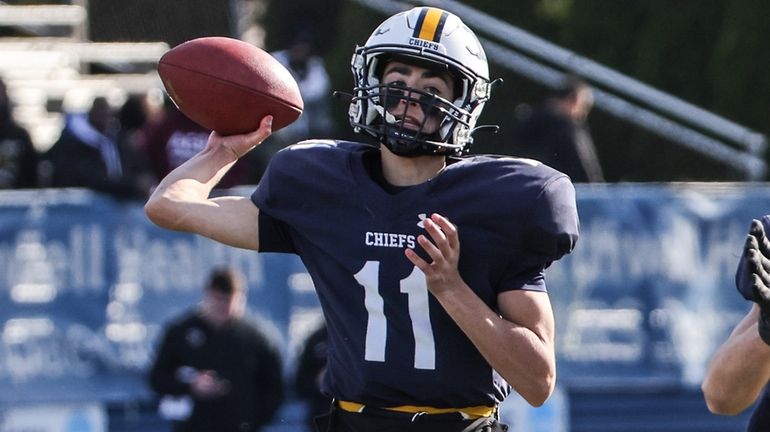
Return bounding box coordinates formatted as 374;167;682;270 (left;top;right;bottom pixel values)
748;386;770;432
251;140;578;408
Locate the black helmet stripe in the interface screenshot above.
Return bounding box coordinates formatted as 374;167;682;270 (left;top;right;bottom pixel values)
412;8;448;42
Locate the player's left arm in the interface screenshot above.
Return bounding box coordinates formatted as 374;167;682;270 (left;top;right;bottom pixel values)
405;214;556;407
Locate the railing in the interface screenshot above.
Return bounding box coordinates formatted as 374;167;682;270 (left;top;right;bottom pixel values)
0;3;87;39
349;0;768;180
0;1;168;150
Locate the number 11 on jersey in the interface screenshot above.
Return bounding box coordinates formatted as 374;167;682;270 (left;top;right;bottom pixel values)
354;260;436;370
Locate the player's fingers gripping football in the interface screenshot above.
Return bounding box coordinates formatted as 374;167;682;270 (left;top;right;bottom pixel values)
207;115;273;159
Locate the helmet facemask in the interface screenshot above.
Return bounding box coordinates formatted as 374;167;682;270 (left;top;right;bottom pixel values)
356;78;470;157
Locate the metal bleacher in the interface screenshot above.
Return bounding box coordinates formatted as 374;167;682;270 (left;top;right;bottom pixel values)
0;1;167;152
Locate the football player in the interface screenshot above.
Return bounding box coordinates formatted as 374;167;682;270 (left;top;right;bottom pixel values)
703;217;770;431
146;7;579;432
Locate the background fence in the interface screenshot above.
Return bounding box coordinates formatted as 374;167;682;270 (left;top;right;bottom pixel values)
0;183;763;430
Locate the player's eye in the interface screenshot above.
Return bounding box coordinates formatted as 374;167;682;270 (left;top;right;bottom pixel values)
382;84;407;111
418;93;448;118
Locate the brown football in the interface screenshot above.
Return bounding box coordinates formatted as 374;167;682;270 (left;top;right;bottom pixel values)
157;37;303;135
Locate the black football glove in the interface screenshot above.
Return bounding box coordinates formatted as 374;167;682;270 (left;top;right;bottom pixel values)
750;216;770;258
735;217;770;345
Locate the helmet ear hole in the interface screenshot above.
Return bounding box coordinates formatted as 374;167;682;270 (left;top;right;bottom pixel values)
372;54;390;81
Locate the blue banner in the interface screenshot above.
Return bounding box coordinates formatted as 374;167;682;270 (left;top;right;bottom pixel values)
0;189;299;403
0;184;767;403
551;183;768;388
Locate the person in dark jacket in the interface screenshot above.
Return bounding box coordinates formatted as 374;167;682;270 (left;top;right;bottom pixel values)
513;75;605;183
295;321;331;431
42;96;153;199
148;266;284;432
139;100;250;189
0;77;38;189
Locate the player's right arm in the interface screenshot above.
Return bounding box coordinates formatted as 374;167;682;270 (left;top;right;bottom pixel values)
702;304;770;415
144;116;273;250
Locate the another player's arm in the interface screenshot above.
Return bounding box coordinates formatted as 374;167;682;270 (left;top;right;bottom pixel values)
405;214;555;407
703;218;770;414
145;117;273;250
702;304;770;415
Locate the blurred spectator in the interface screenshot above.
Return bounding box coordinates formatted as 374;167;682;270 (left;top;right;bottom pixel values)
140;99;250;189
512;75;605;183
148;266;284;432
41;96;153;199
294;320;330;431
247;31;335;182
272;31;334;142
117;93;159;193
0;77;38;188
118;92;157;152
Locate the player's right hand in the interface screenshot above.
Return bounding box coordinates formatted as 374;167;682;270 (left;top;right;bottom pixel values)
205;115;273;160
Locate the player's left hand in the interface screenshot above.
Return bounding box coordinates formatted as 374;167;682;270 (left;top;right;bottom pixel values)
405;213;464;296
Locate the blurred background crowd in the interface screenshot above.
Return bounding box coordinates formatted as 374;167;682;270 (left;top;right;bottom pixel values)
2;0;770;198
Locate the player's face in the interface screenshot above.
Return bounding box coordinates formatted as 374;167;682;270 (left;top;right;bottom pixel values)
381;60;456;135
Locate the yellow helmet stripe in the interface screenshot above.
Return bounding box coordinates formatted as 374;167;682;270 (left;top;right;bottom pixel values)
413;7;448;42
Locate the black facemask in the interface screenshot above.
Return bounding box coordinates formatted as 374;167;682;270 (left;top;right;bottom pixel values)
376;83;458;157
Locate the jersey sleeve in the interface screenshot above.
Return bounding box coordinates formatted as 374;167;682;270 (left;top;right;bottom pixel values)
499;174;579;292
251;140;360;253
526;175;579;259
251;147;299;253
748;387;770;432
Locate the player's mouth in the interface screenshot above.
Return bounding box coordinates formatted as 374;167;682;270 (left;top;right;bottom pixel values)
394;114;423;131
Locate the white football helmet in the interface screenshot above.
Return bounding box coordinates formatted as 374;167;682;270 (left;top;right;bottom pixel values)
348;7;493;156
